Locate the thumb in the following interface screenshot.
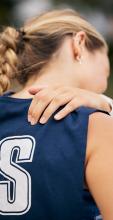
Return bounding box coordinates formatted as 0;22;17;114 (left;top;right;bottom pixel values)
28;85;48;95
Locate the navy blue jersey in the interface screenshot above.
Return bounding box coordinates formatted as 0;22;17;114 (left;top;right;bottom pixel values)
0;93;103;220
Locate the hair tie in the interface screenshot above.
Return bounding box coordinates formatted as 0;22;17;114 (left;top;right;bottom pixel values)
18;28;26;40
16;29;26;53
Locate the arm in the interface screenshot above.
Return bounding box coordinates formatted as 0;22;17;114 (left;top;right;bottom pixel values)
86;112;113;220
28;85;112;125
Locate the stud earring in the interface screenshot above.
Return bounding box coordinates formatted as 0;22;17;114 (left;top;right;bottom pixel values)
77;56;83;65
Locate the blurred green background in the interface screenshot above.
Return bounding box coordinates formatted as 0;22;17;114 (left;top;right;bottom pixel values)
0;0;113;97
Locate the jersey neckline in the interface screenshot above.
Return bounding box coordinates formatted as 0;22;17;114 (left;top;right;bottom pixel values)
0;91;32;103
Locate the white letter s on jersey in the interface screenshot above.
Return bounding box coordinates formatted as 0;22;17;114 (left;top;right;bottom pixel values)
0;135;35;215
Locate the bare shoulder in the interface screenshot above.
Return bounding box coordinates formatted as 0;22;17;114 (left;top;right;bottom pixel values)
86;112;113;220
89;111;113;135
86;112;113;161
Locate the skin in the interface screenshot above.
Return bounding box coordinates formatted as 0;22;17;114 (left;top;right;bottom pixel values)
14;32;110;125
28;86;111;124
12;32;113;219
86;112;113;220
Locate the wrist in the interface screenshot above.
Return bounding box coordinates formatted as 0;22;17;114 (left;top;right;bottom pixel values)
100;95;113;115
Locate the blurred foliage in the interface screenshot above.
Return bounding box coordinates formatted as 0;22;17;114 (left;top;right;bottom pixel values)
0;0;113;97
53;0;113;14
0;0;14;24
107;43;113;97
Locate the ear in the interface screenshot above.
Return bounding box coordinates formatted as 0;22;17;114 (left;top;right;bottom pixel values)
72;31;86;61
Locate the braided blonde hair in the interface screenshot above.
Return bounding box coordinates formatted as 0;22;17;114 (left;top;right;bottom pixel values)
0;9;108;95
0;27;19;94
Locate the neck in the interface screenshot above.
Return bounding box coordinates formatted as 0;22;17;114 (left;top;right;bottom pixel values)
12;63;80;99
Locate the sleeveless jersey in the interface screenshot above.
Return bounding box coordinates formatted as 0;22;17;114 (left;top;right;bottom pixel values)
0;93;103;220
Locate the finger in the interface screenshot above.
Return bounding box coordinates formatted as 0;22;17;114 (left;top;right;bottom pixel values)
28;89;51;116
39;93;74;124
28;86;75;124
28;94;53;124
28;86;59;115
28;88;70;123
29;100;51;125
54;99;82;120
28;90;58;124
28;94;38;115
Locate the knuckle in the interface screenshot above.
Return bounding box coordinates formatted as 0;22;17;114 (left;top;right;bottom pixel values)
33;91;41;98
63;86;73;93
53;96;61;104
35;92;48;102
41;96;48;103
64;86;72;92
42;110;51;119
67;102;75;111
32;111;39;119
43;104;56;118
35;90;46;99
76;97;84;105
44;106;53;116
57;86;69;93
35;93;43;100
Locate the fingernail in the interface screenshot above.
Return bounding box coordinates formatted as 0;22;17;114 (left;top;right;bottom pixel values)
39;117;46;124
28;115;32;122
30;119;36;125
54;114;61;120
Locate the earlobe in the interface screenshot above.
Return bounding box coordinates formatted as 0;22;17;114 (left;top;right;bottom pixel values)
76;55;83;65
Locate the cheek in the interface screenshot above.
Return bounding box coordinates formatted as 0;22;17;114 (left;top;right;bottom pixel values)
93;73;108;93
96;56;110;78
93;58;109;81
85;52;109;92
86;68;108;93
